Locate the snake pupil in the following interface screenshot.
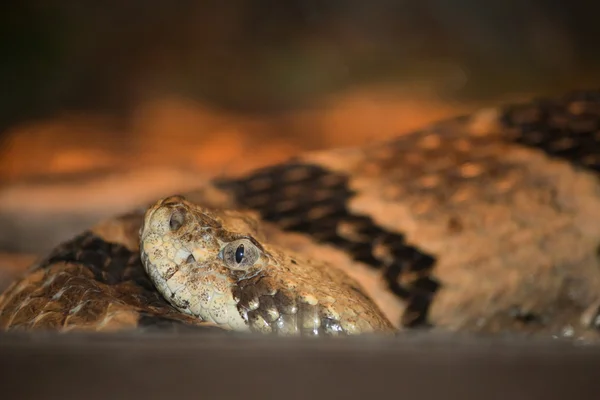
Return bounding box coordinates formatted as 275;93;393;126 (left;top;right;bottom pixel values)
235;244;245;264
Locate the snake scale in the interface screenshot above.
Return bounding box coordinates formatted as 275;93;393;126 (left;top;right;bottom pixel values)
1;89;600;340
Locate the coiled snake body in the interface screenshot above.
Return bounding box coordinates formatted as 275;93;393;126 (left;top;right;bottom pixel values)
1;90;600;340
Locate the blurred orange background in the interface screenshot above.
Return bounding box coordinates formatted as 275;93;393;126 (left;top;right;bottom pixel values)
2;1;600;284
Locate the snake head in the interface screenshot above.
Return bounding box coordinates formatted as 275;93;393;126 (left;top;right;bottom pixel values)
138;195;276;330
140;195;269;275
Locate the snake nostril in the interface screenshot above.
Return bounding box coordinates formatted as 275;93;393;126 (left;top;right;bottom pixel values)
169;208;187;231
186;254;195;264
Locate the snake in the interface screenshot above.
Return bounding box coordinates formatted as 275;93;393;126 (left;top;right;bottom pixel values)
1;89;600;340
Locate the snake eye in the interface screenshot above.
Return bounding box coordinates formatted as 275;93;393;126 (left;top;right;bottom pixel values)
222;239;260;270
169;208;186;231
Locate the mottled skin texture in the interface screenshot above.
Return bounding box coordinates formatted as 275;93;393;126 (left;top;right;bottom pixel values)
0;89;600;340
140;196;394;335
0;213;221;332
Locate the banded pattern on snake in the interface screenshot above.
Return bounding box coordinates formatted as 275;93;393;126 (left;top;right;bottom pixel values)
1;89;600;340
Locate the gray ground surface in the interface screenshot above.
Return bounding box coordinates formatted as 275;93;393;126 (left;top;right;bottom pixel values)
1;331;599;400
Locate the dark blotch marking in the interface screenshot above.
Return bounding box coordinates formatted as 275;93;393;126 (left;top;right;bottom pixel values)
447;216;464;234
39;232;148;288
37;232;222;331
216;163;439;328
501;89;600;174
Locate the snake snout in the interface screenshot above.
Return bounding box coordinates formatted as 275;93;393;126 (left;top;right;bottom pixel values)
141;196;192;238
158;196;192;233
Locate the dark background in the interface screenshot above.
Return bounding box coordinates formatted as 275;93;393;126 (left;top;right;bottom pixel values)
2;1;600;129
